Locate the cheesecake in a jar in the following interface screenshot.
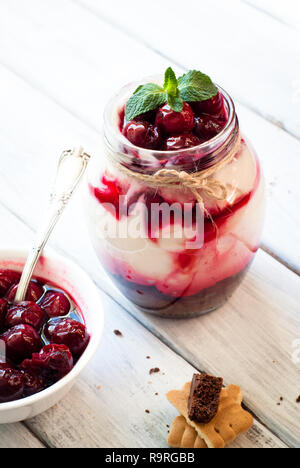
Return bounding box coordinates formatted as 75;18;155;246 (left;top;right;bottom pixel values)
85;69;265;318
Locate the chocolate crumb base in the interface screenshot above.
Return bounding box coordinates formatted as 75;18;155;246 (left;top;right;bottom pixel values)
114;330;123;337
188;373;223;424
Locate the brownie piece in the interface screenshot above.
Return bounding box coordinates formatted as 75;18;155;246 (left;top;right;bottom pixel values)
188;373;223;424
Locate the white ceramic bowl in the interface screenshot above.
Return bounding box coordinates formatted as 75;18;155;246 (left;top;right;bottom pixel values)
0;247;104;424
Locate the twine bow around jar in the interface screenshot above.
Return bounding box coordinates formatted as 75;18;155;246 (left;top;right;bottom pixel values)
108;133;242;214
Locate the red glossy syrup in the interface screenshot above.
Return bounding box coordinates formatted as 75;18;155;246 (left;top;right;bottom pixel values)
91;175;144;221
0;272;89;403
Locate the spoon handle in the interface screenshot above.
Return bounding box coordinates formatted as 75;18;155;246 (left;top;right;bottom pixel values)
14;147;91;303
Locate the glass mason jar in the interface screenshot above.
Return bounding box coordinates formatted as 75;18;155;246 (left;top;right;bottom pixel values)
85;77;265;318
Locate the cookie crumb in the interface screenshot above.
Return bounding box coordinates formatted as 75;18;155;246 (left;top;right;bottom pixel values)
296;395;300;403
114;330;123;337
145;409;150;414
149;367;160;375
96;385;101;390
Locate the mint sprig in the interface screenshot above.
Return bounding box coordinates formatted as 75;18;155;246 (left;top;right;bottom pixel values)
125;83;166;122
178;70;218;102
125;67;218;121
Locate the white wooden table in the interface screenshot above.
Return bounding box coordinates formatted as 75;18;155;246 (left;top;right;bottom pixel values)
0;0;299;448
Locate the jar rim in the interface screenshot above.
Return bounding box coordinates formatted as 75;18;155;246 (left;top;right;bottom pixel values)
103;75;238;171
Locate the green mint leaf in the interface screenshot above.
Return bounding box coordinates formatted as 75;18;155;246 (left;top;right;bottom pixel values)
178;70;218;102
133;85;143;94
164;67;183;112
125;83;166;121
164;67;178;97
167;91;183;113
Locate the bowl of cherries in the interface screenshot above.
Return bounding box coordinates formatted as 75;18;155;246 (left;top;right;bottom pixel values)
0;247;104;423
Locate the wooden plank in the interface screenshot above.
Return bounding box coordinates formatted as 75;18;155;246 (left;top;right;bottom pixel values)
242;0;300;29
75;0;300;139
0;424;45;448
0;204;285;448
0;8;299;275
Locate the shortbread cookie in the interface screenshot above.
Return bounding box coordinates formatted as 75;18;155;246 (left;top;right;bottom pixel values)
169;416;208;448
167;383;253;448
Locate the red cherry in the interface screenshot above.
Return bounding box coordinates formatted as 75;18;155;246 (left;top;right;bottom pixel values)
155;102;194;135
7;281;44;303
164;133;201;151
45;318;89;357
1;324;42;363
0;270;21;297
194;115;226;141
123;121;162;149
6;301;45;331
191;92;224;117
0;362;24;403
22;369;45;397
0;298;8;332
39;291;70;318
21;344;74;382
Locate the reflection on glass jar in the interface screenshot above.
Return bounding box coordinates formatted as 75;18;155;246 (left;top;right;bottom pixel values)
85;77;265;318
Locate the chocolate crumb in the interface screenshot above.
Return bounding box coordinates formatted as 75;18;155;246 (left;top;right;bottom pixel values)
145;409;150;414
155;392;159;396
146;356;151;359
166;424;170;428
280;397;283;401
114;330;123;337
296;395;300;403
149;368;160;375
277;403;281;406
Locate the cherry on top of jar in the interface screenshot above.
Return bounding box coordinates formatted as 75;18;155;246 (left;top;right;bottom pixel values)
103;76;238;174
121;94;228;151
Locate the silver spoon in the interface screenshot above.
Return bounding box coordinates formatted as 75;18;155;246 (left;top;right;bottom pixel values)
14;146;90;303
